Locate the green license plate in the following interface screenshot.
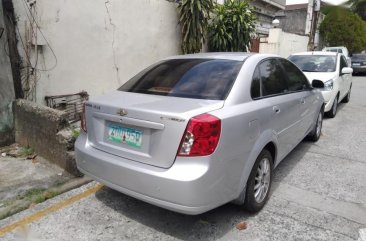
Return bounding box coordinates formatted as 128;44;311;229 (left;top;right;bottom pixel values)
107;124;143;148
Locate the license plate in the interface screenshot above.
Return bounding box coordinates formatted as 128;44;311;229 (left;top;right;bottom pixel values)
353;63;360;66
107;124;143;148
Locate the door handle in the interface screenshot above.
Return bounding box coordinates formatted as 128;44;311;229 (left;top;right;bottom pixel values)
300;98;306;104
273;106;280;114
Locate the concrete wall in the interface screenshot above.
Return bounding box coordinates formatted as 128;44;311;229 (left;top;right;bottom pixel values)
259;28;309;58
13;0;181;104
250;0;284;36
279;9;308;36
0;2;15;146
14;99;80;175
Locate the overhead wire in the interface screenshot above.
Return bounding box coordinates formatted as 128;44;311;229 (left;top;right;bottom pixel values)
20;0;58;72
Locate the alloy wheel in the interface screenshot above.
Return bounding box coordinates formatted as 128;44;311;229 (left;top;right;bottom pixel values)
254;157;271;203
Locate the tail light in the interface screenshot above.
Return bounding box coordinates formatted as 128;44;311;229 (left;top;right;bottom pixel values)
81;103;87;132
178;113;221;157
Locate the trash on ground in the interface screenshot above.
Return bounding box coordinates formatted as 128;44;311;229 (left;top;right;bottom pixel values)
236;221;248;230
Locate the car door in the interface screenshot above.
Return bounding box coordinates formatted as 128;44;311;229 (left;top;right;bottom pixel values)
339;55;352;99
278;59;317;138
252;58;301;161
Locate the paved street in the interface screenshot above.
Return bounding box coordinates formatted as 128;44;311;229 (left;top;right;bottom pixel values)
1;77;366;241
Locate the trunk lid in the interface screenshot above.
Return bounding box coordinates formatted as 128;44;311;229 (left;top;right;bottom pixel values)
85;91;224;168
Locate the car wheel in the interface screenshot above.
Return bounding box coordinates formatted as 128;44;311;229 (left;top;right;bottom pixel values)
243;149;273;213
308;109;323;142
342;86;351;103
327;95;338;118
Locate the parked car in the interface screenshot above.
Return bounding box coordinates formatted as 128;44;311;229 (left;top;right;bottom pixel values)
75;53;325;215
289;51;353;118
322;46;351;66
351;53;366;75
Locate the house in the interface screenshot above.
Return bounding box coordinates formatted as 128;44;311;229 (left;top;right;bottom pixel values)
278;1;326;50
250;0;286;37
279;3;310;36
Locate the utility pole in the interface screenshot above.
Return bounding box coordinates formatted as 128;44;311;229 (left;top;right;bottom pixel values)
307;0;320;51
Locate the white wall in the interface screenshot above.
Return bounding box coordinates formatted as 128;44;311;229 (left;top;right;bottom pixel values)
13;0;181;104
259;28;309;58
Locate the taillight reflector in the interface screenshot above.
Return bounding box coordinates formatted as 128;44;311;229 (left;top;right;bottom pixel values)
178;113;221;157
81;103;87;132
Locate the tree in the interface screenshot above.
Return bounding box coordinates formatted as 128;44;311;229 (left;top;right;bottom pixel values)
319;7;366;53
178;0;214;54
208;0;256;52
347;0;366;20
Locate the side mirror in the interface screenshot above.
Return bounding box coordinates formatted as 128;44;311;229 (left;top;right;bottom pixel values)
312;79;324;89
341;67;353;75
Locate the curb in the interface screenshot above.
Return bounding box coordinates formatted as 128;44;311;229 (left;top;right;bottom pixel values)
0;176;92;220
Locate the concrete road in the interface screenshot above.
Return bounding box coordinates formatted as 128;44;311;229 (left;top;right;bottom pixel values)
1;77;366;241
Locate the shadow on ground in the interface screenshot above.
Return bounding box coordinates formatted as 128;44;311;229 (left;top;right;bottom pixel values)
94;139;317;240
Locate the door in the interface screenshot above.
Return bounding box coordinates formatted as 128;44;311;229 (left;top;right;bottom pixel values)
278;59;316;137
338;55;351;99
253;59;302;161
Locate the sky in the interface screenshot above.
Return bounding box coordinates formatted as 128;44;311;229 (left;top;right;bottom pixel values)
286;0;348;6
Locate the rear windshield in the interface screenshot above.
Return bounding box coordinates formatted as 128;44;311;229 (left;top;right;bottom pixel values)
118;59;243;100
326;49;342;54
352;54;366;61
288;55;337;72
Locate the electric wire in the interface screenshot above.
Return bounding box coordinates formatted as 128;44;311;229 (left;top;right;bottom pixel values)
20;0;58;71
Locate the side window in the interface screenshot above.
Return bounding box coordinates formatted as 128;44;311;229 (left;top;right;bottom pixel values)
251;67;261;99
258;59;288;96
279;59;310;91
340;55;348;70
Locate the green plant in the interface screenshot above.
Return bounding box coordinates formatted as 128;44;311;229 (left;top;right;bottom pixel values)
178;0;214;54
208;0;256;52
319;7;366;53
23;188;58;204
346;0;366;20
71;128;80;139
20;146;34;157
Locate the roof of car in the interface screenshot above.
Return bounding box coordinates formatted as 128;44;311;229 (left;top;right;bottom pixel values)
164;52;255;61
290;51;337;56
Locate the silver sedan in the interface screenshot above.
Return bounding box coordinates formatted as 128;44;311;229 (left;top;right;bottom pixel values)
75;53;325;215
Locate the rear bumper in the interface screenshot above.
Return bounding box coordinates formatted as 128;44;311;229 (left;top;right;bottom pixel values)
352;66;366;73
75;134;234;215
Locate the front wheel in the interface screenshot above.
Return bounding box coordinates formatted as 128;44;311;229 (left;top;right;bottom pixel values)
327;95;338;118
243;149;273;213
342;86;351;103
308;109;323;142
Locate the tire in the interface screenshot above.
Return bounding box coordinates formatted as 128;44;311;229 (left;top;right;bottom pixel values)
308;109;323;142
326;95;338;118
243;149;273;213
342;86;351;103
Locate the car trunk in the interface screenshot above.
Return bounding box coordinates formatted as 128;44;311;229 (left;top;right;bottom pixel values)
85;91;224;168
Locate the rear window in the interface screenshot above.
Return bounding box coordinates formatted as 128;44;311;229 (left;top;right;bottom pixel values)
326;49;342;53
118;59;243;100
352;54;366;61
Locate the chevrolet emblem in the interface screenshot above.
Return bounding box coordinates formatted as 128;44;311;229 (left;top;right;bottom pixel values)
117;109;128;116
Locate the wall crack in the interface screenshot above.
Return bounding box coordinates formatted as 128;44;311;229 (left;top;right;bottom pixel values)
104;0;120;84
